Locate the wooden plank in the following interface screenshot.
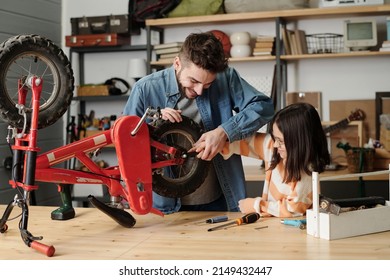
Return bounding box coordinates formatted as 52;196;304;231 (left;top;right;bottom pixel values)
281;51;390;60
286;91;321;117
330;100;376;144
243;164;389;181
146;5;390;27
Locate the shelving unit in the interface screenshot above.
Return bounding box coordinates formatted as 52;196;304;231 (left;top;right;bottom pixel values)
69;44;148;86
67;42;157;119
66;45;154;205
66;45;143;181
145;4;390;109
71;94;130;116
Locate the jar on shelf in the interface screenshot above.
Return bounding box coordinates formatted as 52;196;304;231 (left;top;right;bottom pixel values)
230;32;252;58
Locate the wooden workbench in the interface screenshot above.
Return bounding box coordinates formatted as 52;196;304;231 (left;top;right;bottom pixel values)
1;205;389;260
244;165;390;181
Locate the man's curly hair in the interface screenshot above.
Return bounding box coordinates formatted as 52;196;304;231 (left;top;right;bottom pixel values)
179;32;228;73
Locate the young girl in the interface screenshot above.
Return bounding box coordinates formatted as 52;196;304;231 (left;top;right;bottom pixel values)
221;102;330;217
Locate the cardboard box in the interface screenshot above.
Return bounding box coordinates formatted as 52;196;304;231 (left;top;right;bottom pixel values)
77;85;109;96
307;202;390;240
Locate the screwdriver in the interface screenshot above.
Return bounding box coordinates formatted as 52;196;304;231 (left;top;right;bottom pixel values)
206;215;228;224
208;212;260;232
281;219;306;230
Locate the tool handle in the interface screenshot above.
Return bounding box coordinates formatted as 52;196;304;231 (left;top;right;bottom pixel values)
30;240;55;257
240;212;260;225
208;213;260;231
206;215;228;224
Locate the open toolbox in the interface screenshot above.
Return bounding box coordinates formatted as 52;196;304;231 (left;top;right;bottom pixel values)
306;167;390;240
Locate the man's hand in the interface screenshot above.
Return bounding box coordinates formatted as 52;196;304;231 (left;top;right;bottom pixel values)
160;108;182;122
189;126;228;161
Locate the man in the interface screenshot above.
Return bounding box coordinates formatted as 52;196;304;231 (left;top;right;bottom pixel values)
123;32;274;214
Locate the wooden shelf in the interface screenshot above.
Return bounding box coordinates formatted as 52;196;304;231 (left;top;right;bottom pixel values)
281;51;390;60
244;165;389;182
150;55;276;66
151;51;390;66
146;5;390;27
145;4;390;110
148;4;390;67
72;95;129;102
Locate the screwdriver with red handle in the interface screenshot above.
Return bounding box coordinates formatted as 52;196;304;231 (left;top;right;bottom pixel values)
207;212;260;232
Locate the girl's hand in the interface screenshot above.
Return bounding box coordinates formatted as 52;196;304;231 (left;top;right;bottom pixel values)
238;198;256;214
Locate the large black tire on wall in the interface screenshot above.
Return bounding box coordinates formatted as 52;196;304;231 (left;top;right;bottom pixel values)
0;34;74;130
151;116;210;198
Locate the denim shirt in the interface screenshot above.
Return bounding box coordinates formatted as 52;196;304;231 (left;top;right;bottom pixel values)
123;66;274;213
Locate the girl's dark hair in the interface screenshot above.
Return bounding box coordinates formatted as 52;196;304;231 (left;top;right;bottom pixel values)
269;103;330;183
179;32;228;73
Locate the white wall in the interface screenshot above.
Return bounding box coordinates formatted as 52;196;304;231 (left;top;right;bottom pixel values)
62;1;390;168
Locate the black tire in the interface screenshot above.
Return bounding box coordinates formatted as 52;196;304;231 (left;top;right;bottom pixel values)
151;117;210;198
0;34;74;129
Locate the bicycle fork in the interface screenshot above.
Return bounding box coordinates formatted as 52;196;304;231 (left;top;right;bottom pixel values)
0;77;55;256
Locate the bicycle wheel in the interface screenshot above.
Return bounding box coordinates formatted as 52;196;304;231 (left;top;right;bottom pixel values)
0;34;74;129
151;116;210;198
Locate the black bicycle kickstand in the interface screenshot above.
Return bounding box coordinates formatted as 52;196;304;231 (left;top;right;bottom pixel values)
0;194;55;257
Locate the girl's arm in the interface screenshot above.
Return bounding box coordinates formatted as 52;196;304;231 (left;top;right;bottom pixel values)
240;175;313;218
220;132;270;160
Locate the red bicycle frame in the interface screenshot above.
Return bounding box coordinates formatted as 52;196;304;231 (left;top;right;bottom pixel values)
0;76;186;256
11;76;174;216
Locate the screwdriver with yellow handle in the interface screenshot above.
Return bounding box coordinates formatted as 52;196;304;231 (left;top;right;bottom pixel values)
207;212;260;232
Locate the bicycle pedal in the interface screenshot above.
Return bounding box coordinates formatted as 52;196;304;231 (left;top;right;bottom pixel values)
88;195;136;228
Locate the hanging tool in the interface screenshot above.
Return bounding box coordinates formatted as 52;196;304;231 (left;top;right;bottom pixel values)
208;213;260;232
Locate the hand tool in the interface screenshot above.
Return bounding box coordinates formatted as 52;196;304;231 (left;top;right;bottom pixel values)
254;226;268;230
319;195;386;215
208;212;260;232
280;219;306;230
205;215;228;224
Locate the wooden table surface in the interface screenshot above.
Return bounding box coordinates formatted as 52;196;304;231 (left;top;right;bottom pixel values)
1;205;390;260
